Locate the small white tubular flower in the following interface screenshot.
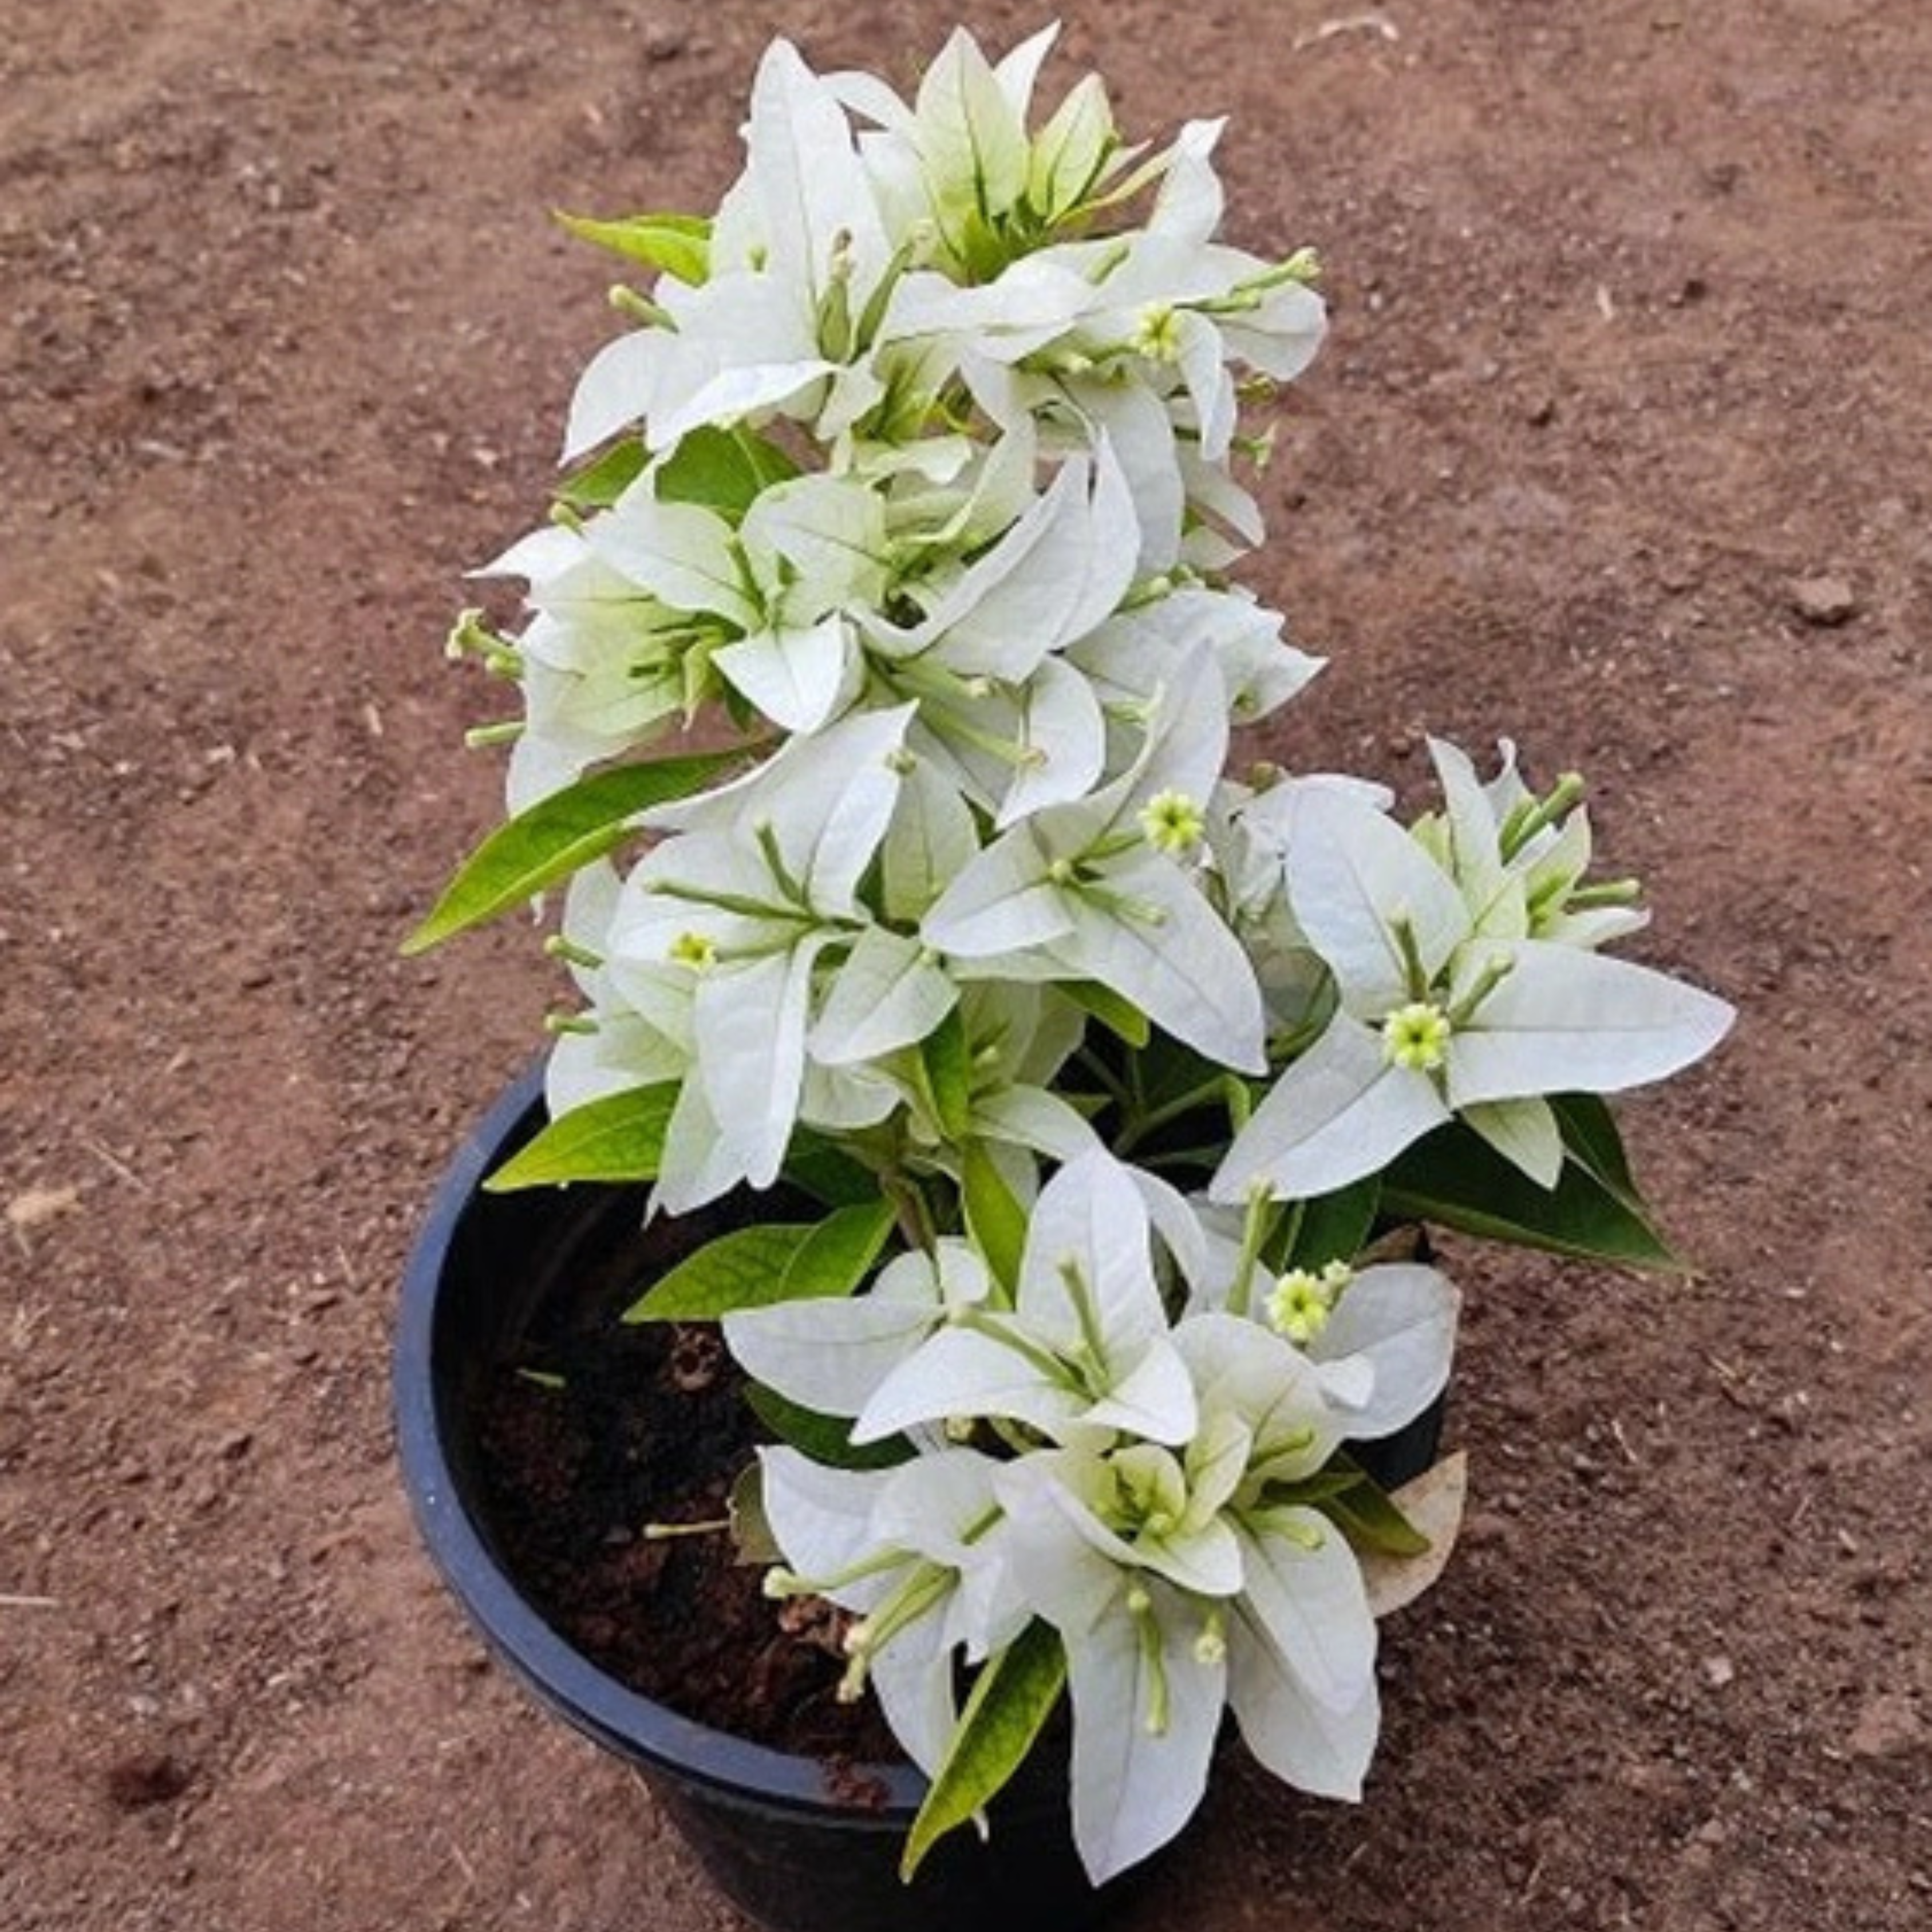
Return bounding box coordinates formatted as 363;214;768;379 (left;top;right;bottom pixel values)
1138;788;1207;855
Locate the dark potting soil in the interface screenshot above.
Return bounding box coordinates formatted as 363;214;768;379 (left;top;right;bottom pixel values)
472;1230;903;1769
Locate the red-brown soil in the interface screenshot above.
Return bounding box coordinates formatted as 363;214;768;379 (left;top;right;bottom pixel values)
3;3;1927;1929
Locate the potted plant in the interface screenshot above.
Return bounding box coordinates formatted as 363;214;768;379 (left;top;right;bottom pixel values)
397;23;1732;1929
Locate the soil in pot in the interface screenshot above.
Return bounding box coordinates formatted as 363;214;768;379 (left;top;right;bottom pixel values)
471;1232;900;1773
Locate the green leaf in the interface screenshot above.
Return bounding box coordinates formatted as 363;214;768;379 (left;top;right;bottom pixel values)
404;749;753;953
1061;978;1151;1048
1279;1178;1382;1274
1319;1457;1432;1558
901;1621;1066;1880
743;1382;912;1472
960;1140;1028;1299
555;437;647;512
656;424;801;520
781;1132;882;1208
623;1202;896;1322
1265;1467;1371;1507
1551;1092;1642;1202
1381;1118;1679;1270
919;1005;974;1142
554;209;711;283
484;1084;677;1191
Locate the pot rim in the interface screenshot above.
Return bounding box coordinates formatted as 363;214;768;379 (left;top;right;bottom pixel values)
392;1060;931;1822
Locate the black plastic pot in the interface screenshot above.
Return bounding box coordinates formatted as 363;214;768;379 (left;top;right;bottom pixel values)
393;1065;1127;1932
396;1067;1446;1932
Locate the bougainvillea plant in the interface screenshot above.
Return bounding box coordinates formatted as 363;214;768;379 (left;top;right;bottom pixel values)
409;23;1732;1887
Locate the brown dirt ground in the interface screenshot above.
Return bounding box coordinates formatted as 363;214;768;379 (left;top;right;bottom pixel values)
3;2;1929;1927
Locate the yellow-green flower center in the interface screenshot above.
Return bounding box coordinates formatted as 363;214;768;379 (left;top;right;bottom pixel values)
1382;1000;1452;1072
1138;788;1206;855
1265;1259;1352;1345
1131;302;1184;363
669;931;718;973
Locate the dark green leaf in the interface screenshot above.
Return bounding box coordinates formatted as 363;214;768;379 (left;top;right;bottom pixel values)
655;425;801;519
1319;1459;1432;1557
623;1202;895;1322
404;750;754;953
554;209;711;283
484;1084;677;1191
781;1133;882;1208
1280;1178;1382;1273
1551;1093;1642;1202
902;1622;1067;1880
1382;1119;1679;1270
1263;1467;1370;1507
961;1140;1028;1298
743;1383;912;1472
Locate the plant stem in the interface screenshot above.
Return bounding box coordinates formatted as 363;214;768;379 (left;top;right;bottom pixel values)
1113;1075;1231;1157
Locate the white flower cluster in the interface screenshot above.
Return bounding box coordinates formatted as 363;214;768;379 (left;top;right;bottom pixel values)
468;25;1334;1209
742;1148;1456;1883
437;22;1733;1890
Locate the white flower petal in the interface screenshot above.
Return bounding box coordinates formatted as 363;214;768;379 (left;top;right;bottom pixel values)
1448;941;1735;1106
744;38;890;309
1017;1151;1162;1354
725;1295;942;1420
588;495;756;628
1461;1094;1564;1187
1051;857;1267;1073
1066;1584;1225;1884
1282;787;1471;1013
852;1327;1084;1445
1213;1016;1452;1202
693;938;828;1188
1234;1513;1376;1714
1310;1264;1459;1441
882;752;982;923
651;1075;750;1214
1227;1608;1378;1800
924;826;1074;957
757;1447;895;1611
812;924;959;1065
970;1085;1103;1163
1084;1334;1199;1448
994;657;1108;828
869;1611;959;1777
563;331;669;461
713;617;859;734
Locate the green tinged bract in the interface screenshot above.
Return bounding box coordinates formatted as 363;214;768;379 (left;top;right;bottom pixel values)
420;20;1733;1890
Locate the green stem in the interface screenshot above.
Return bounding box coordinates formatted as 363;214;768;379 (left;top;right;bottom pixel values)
1226;1187;1284;1320
1114;1076;1232;1158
